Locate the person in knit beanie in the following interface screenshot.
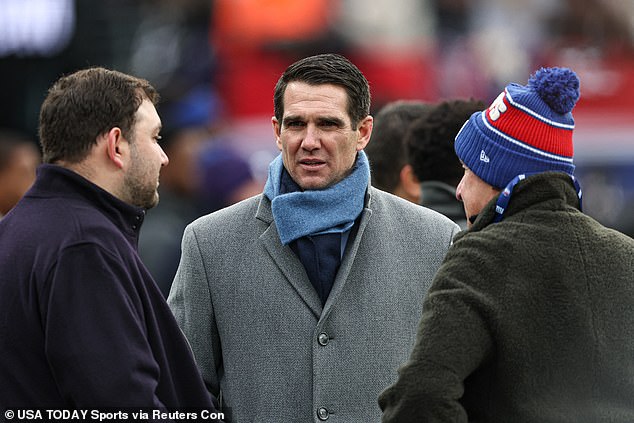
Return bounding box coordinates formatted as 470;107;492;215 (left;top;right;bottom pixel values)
379;67;634;423
454;66;581;227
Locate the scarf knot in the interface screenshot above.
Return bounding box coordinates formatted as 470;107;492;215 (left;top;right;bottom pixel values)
263;151;370;245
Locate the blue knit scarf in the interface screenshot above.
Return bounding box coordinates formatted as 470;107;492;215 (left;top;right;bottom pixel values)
263;151;370;245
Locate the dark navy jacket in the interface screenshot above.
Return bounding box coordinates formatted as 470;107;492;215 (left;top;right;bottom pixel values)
0;164;219;415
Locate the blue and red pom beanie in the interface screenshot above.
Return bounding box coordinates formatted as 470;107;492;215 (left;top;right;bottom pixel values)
454;67;580;189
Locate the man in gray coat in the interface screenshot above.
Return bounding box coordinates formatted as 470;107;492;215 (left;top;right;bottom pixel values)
168;53;460;423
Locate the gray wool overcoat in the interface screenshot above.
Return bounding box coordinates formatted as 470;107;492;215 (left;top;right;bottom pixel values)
168;186;460;423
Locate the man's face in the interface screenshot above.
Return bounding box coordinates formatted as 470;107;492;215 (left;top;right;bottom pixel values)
456;163;500;228
272;82;372;190
123;99;168;209
0;143;39;215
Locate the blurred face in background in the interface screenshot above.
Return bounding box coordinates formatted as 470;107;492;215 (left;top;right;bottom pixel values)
272;82;372;190
0;143;40;215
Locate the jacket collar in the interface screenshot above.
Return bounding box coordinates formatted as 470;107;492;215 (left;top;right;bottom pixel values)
29;164;146;247
458;172;582;240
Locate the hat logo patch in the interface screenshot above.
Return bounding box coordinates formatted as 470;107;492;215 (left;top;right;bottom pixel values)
480;150;490;163
488;92;508;121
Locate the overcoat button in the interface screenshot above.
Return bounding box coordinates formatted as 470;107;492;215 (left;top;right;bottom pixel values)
318;333;329;346
317;407;329;420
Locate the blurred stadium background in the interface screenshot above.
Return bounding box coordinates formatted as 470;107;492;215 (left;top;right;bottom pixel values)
1;0;633;236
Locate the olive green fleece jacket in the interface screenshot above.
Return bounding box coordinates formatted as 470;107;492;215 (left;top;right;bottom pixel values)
379;172;634;423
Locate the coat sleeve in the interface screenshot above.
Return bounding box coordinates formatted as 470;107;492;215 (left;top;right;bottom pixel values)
168;224;222;399
378;244;495;423
42;243;166;408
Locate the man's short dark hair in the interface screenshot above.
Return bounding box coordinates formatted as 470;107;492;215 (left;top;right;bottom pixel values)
406;98;484;187
365;100;431;193
39;67;159;164
273;53;371;128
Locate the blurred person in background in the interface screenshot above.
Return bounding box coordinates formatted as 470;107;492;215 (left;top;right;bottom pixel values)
168;53;460;422
139;86;262;297
196;143;263;214
0;68;221;416
405;98;485;229
139;86;217;297
379;67;634;422
365;100;431;204
0;129;40;219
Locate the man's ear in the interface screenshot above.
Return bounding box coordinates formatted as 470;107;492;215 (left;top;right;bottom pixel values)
272;116;283;151
105;127;126;169
356;115;373;151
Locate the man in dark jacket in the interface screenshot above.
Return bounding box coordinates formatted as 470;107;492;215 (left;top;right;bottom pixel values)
0;68;222;420
379;67;634;422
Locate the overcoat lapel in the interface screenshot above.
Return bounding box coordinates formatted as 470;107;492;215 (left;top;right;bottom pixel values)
256;196;323;318
321;191;373;320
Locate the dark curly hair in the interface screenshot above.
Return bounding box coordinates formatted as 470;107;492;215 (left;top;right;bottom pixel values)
365;100;431;193
406;98;484;187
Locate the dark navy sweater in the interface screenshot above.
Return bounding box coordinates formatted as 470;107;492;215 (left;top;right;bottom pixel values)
279;169;343;306
0;165;219;415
